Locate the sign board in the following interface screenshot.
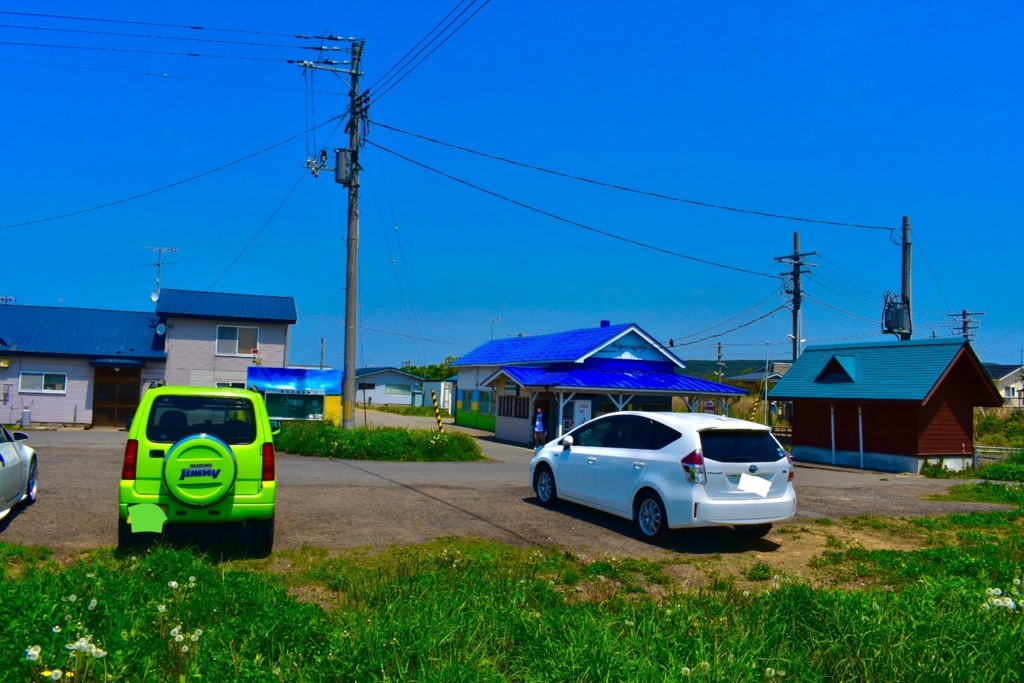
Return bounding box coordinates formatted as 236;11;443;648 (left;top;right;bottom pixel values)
574;400;592;426
704;400;717;414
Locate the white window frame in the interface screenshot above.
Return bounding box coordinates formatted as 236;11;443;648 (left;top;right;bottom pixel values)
215;325;261;357
385;383;412;397
19;371;68;394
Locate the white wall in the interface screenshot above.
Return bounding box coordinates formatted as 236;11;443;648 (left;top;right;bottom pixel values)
163;317;288;387
496;415;532;444
355;370;423;406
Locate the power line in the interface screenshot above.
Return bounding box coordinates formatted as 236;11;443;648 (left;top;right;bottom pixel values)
0;115;342;230
365;0;472;93
663;291;781;345
803;295;880;327
910;227;953;313
669;307;788;347
371;120;899;234
0;56;348;95
369;140;777;278
298;311;473;347
0;39;290;62
371;0;492;103
0;10;305;38
0;22;322;50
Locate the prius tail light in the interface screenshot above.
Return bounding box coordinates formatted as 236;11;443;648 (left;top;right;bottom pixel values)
121;439;139;480
681;448;706;484
786;450;795;482
262;442;276;481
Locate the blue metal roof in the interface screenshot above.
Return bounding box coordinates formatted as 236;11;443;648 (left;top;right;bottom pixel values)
156;289;297;324
500;366;746;396
355;366;426;381
454;323;685;367
0;305;166;360
770;337;991;402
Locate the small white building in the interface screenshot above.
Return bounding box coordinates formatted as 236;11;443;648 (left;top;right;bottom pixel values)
355;367;426;406
985;363;1024;408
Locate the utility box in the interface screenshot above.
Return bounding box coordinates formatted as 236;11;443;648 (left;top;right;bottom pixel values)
335;148;353;186
21;408;31;429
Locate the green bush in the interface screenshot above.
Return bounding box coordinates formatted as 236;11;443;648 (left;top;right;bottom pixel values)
274;421;485;462
920;461;987;479
367;404;443;417
982;461;1024;483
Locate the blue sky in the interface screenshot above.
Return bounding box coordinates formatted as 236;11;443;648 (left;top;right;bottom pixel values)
1;2;1021;367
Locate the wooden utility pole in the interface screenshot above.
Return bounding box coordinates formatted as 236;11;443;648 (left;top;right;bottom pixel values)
774;232;816;361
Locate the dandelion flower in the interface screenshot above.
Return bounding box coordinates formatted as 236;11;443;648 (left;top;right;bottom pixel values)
189;576;196;583
88;599;98;611
64;614;72;622
190;634;198;642
51;670;63;680
181;645;189;653
25;646;41;661
168;581;179;589
170;628;179;637
766;667;775;677
93;649;106;659
981;603;991;611
175;634;184;643
68;595;77;603
1014;578;1021;586
993;588;1003;596
52;626;62;634
157;605;166;613
773;575;780;582
700;662;710;671
681;667;691;677
194;629;202;637
743;591;750;597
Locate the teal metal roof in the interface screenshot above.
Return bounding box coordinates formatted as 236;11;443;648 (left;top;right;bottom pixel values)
770;338;973;402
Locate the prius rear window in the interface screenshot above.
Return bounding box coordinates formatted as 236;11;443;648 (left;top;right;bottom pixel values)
146;395;257;445
699;430;784;463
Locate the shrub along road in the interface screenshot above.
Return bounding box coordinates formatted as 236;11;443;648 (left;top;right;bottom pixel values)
0;428;1009;560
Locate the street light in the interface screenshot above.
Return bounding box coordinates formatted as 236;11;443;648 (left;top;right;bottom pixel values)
787;333;806;357
490;316;500;340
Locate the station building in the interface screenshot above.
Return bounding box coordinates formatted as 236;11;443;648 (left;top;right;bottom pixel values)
452;321;746;444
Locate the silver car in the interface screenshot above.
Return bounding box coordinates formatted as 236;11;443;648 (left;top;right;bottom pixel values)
0;425;38;521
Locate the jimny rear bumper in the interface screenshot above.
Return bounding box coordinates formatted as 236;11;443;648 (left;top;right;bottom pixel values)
665;484;796;529
119;480;276;524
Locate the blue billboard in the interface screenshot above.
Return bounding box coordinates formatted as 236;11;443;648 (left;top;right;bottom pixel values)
246;367;341;394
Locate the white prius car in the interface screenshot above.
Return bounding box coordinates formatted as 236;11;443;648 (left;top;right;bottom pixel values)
529;412;796;542
0;425;38;521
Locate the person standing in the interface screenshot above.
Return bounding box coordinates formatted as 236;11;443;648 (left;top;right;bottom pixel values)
533;406;546;448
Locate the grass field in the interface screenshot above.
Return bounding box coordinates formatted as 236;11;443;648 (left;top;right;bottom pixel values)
3;482;1023;681
366;404;445;418
273;421;485;462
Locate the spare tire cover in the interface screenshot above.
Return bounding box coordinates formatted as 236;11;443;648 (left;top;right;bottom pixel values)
162;434;238;507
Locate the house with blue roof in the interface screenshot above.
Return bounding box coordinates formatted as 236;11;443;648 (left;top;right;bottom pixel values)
0;288;297;427
452;320;746;444
770;337;1002;472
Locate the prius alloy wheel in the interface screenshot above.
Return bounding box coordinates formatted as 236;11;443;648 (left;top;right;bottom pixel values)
635;492;667;542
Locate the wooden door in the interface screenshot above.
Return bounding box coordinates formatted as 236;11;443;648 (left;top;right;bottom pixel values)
93;368;141;428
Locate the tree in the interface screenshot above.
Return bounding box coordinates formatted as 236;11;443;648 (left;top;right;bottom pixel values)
404;355;460;381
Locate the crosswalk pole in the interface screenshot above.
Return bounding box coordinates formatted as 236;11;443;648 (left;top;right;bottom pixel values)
431;389;445;434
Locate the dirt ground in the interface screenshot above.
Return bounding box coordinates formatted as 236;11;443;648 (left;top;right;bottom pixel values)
0;429;1007;579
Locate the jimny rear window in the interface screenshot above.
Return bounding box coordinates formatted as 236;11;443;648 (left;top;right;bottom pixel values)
146;395;257;446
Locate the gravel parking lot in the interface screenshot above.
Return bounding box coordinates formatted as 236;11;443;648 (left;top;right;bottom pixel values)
0;424;1008;560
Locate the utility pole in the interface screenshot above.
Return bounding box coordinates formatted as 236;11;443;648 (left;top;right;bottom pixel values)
294;37;365;429
717;342;724;384
774;232;817;361
900;216;913;340
145;246;178;295
949;309;985;341
320;337;325;369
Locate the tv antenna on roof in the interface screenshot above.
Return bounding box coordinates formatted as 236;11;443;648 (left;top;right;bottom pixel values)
144;246;178;300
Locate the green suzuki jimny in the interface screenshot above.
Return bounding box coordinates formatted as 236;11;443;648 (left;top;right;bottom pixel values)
118;386;278;554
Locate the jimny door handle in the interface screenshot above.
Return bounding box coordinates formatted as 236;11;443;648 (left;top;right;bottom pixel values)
633;461;645;468
587;456;597;464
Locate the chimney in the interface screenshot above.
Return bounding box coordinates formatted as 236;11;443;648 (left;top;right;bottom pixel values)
600;320;610;328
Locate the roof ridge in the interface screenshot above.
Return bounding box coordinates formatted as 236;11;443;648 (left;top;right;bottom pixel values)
0;304;155;315
160;288;294;301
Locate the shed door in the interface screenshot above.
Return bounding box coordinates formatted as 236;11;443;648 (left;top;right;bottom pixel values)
93;368;141;428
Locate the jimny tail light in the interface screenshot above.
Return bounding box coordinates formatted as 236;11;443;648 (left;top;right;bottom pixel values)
681;448;706;485
121;439;139;480
262;442;276;482
786;450;795;482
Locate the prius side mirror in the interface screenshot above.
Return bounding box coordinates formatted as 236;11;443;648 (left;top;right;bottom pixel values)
561;435;573;450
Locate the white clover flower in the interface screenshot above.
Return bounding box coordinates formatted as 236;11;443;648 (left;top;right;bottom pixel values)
181;645;189;653
175;634;184;643
168;581;179;589
88;599;98;611
157;605;166;613
170;628;180;638
52;626;62;634
68;595;77;603
681;667;691;677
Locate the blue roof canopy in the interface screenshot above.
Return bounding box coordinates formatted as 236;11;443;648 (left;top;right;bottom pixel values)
770;337;999;404
496;366;745;396
454;323;685;368
156;289;297;324
0;305;166;360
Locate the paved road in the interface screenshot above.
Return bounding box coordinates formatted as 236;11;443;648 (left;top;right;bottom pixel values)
0;427;1004;558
